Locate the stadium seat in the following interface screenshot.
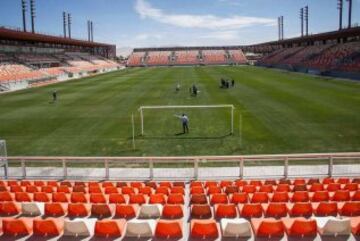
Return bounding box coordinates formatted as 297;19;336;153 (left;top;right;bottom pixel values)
68;203;91;217
315;217;351;235
190;219;219;239
155;220;183;238
311;191;330;202
276;184;291;192
26;185;39;193
116;181;128;188
90;193;107;203
271;192;289;202
308;178;320;185
352;191;360;201
52;192;69;202
33;192;51;202
292;184;307;192
291;191;309;202
288;202;313;217
242;185;257;193
104;186;118;194
91;204;114;218
115;204;138;218
283;218;317;237
339;202;360;216
130;182;143;189
45;202;67;216
3;217;33;236
71;192;89;203
89;186;102;193
139;186;153;195
350;217;360;235
205;181;218;188
210;193;228;205
162;204;184;219
338;178;351;184
250;192;268;203
125;219;156;237
208;186;222;195
159;181;173;188
263;203;288;218
170;186;185;195
167;193;184;204
230;192;248;204
313;202;338;216
21;202;44;216
293;179;306;185
190;194;208;204
129;194;147;205
94;219;126;237
0;191;14;201
138;204;163;218
220;180;233;188
251;218;285;237
191;204;212;219
224;186;239;194
57;185;71;193
344;183;358;191
102;181;114;188
309;183;325;192
264;179;277;185
173;181;185;187
42;186;55;193
73;186;86;193
259;184;274;193
108;193;126;204
239;203;263;218
121;186;135;195
221;218;252;237
190;181;203;188
331;190;350;201
64;218;97;236
191;186;205;194
33;218;64;236
149;193;166;204
0;201;21;216
156;186;169;195
10;185;24;193
214;204;237;218
327;183;341;191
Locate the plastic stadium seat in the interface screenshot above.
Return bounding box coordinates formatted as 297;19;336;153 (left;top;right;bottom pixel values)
45;203;67;216
167;193;184;204
190;181;203;188
291;191;309;202
308;178;320;185
115;204;138;218
271;192;289;202
344;183;358;191
310;183;325;192
64;218;96;236
33;218;64;236
251;192;268;203
60;181;72;187
332;190;350;201
170;186;184;195
22;202;44;216
220;180;233;188
89;186;102;194
190;194;208;204
214;204;237;218
162;205;184;219
125;219;156;237
338;178;350;184
210;193;228;205
42;186;55;193
190;219;219;239
104;187;118;194
47;181;58;187
52;192;69;203
242;185;257;193
208;186;222;195
138;204;163;219
108;193;126;204
159;181;173;188
353;179;360;184
155;220;183;238
239;203;263;218
74;181;86;187
259;184;274;193
292;184;307;192
351;217;360;235
313;202;338;216
293;179;306;185
230;192;248;204
71;192;89;203
315;217;351;235
10;185;24;192
221;218;251;237
156;187;169;195
102;181;114;188
15;192;32;202
139;186;153;195
224;186;239;194
34;181;45;187
26;186;39;193
251;218;285;237
339;202;360;216
57;185;71;193
121;186;135;195
263;203;288;218
276;184;291;192
190;186;205;194
205;181;218;188
0;191;14;201
264;179;277;185
283;218;317;237
7;180;19;186
191;204;212;219
235;180;248;187
0;201;21;215
327;183;341;191
68;203;91;217
322;178;335;184
130;182;143;189
91;204;114;218
250;180;263;186
149;193;166;204
20;180;32;186
279;179;291;185
352;191;360;201
90;193;107;203
95;219;126;237
173;181;185;187
311;191;330;202
116;182;128;188
3;218;33;236
33;192;51;202
73;185;87;192
129;194;146;205
88;182;100;188
288;202;313;217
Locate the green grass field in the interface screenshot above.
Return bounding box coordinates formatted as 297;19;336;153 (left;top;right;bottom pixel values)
0;66;359;157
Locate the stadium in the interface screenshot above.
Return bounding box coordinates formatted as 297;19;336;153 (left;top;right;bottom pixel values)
0;0;360;240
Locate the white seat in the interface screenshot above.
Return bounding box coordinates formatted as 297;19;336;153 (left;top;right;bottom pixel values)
125;219;156;238
21;202;44;216
316;217;351;236
221;218;252;237
138;204;163;218
63;218;97;237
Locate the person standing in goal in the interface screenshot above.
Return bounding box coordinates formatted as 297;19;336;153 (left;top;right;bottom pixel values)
175;114;189;134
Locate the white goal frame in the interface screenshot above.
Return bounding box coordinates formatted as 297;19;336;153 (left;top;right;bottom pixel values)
0;140;8;178
138;105;235;136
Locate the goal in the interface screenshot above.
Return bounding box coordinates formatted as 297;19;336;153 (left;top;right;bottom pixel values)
0;140;8;178
138;105;235;136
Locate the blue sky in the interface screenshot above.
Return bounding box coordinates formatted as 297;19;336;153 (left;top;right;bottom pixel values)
0;0;359;53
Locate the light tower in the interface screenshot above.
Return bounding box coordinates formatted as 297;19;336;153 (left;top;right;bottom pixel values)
63;12;67;38
300;8;304;37
304;6;309;36
338;0;343;30
30;0;35;33
68;13;71;39
21;0;27;32
347;0;352;28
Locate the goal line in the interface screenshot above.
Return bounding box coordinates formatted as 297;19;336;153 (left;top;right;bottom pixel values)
138;105;235;136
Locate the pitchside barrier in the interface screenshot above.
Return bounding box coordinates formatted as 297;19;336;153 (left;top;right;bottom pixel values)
2;152;360;180
0;140;8;178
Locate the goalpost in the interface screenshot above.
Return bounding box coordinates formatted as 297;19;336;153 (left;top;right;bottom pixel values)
0;140;8;178
138;105;235;136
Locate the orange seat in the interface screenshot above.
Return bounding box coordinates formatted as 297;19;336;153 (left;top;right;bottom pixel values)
292;184;307;192
351;217;360;235
283;218;317;237
44;203;67;216
159;181;173;188
0;201;21;215
139;186;153;195
220;180;233;188
214;204;237;218
104;187;118;194
89;186;102;193
207;186;222;195
339;202;360;216
162;205;184;219
190;194;208;204
224;186;238;194
57;185;71;193
115;204;138;218
205;181;218;188
156;220;183;238
251;192;268;203
276;184;290;192
90;193;107;203
25;186;39;193
33;192;51;202
239;203;263;218
116;182;128;188
167;193;184;204
41;186;54;193
156;186;169;195
291;191;309;202
251;218;284;237
33;218;64;236
190;186;205;195
0;191;14;201
322;178;335;184
121;186;135;195
191;204;212;219
311;191;329;202
242;185;257;193
332;190;350;201
102;182;114;188
288;202;312;217
190;181;202;188
313;202;338;216
271;192;289;202
149;193;166;204
230;192;248;204
352;191;360;201
70;192;88;203
210;193;228;205
52;192;69;203
3;218;33;236
34;181;45;186
10;185;23;192
15;192;32;202
108;193;126;204
259;184;274;193
91;204;113;218
170;187;185;195
68;203;91;217
338;178;350;184
129;194;146;205
130;182;143;189
309;183;324;192
95;219;126;237
190;219;218;239
263;203;288;218
344;183;358;191
293;179;306;185
327;183;341;191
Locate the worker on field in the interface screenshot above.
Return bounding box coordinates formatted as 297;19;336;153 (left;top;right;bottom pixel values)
231;79;235;87
192;84;198;96
176;82;181;92
52;90;57;102
175;113;189;134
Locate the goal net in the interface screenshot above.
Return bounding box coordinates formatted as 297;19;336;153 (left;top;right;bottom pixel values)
138;105;234;137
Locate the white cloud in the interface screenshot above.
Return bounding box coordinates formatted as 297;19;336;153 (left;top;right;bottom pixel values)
199;30;240;41
135;33;164;41
135;0;276;30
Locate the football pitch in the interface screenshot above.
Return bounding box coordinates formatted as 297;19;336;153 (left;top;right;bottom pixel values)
0;66;359;157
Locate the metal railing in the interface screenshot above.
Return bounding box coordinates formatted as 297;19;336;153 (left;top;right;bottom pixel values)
2;152;360;180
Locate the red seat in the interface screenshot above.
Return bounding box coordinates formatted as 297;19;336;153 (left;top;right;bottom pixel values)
293;179;306;185
332;190;350;201
276;184;290;192
162;205;184;219
167;194;184;204
0;201;21;216
41;186;54;193
283;218;317;237
70;192;88;203
52;192;69;203
129;194;146;205
292;184;307;192
0;191;14;201
352;191;360;201
33;192;51;202
291;191;309;202
190;219;218;239
10;185;24;192
311;191;329;202
34;181;45;187
90;193;107;203
3;218;33;236
44;203;67;216
214;204;237;218
159;181;173;188
337;178;350;184
250;180;263;186
264;179;277;185
95;219;126;237
108;193;126;204
207;186;222;195
15;192;32;202
190;181;203;188
191;204;212;219
230;192;248;204
155;220;183;239
242;185;257;193
130;182;143;189
149;193;166;204
309;183;324;192
327;183;341;191
91;204;114;218
104;187;118;194
271;192;289;202
139;186;153;195
263;203;288;218
102;182;114;188
26;186;39;193
339;202;360;216
288;202;312;217
156;186;169;195
251;218;284;237
220;180;233;188
259;184;274;193
210;193;228;205
279;179;291;185
47;181;58;187
351;217;360;235
251;192;268;203
190;186;204;195
205;181;218;188
89;186;102;193
344;183;358;191
60;181;72;187
116;182;128;188
33;218;64;236
68;203;91;217
57;185;71;193
224;186;238;194
170;187;184;195
115;204;138;218
121;186;135;195
307;178;320;185
144;181;156;189
173;182;185;187
190;194;207;204
239;203;263;218
235;180;248;187
313;202;338;216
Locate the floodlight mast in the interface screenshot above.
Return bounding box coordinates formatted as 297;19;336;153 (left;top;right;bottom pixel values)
21;0;27;32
